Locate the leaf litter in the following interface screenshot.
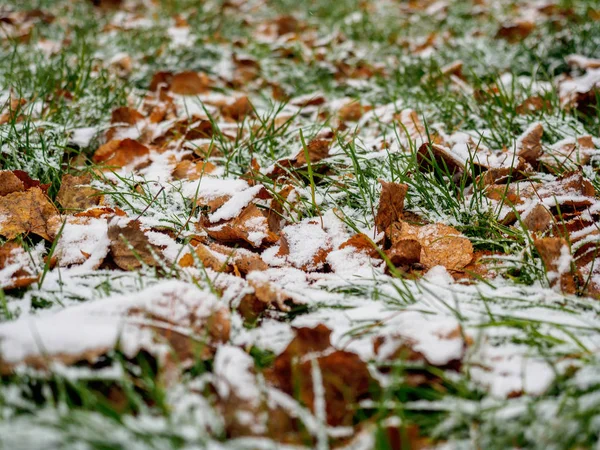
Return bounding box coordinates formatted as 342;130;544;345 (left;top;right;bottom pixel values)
1;0;600;449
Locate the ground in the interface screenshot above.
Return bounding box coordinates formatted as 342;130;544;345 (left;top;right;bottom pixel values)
1;0;600;449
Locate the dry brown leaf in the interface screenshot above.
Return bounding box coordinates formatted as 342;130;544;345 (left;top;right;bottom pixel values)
0;284;230;380
522;203;553;233
517;123;543;166
452;250;497;283
496;20;535;42
516;96;552;115
56;174;103;213
534;237;579;294
172;159;217;180
111;106;144;125
93;138;150;168
75;206;127;219
108;219;161;270
374;325;471;372
213;346;303;443
132;305;230;374
566;54;600;70
266;185;295;234
292;138;331;166
395;109;428;144
0;187;58;240
340;233;381;258
221;96;253;121
171;71;211;95
375;180;408;233
11;170;50;193
0;241;38;289
210;243;268;274
385;239;422;267
267;324;376;427
247;276;293;311
277;220;331;271
484;184;522;205
46;215;110;268
179;243;229;272
378;422;430;450
390;222;473;270
540;136;596;171
475;158;531;186
203;204;279;248
152;118;215;147
417;143;466;175
338;101;366;122
0;170;25;196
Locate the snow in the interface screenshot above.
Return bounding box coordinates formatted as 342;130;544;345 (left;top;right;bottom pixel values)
181;177;249;200
3;1;600;447
209;185;264;223
0;280;225;367
280;219;331;270
69;127;99;148
53;217;110;269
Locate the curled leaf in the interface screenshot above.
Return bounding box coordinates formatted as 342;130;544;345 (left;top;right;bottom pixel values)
375;180;408;233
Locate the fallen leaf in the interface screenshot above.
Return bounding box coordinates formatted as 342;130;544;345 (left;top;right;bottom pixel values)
534;237;579;294
496;20;535;42
385;239;422;267
213;345;302;443
111;106;144;125
340;233;381;258
516;96;552;115
170;71;211;95
389;222;473;271
267;324;376;427
179;242;229;272
203;204;279;248
247;273;293;311
221;96;253;121
278;219;331;271
375;180;408;233
172;159;217;180
93;138;150;168
56;174;103;213
0;241;38;289
11;170;50;193
108;218;161;270
0;282;229;380
47;215;110;268
292;138;331;166
540;136;597;172
0;170;24;196
0;187;58;240
338;101;365;122
522;203;553;233
516;123;543;166
417;142;466;175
